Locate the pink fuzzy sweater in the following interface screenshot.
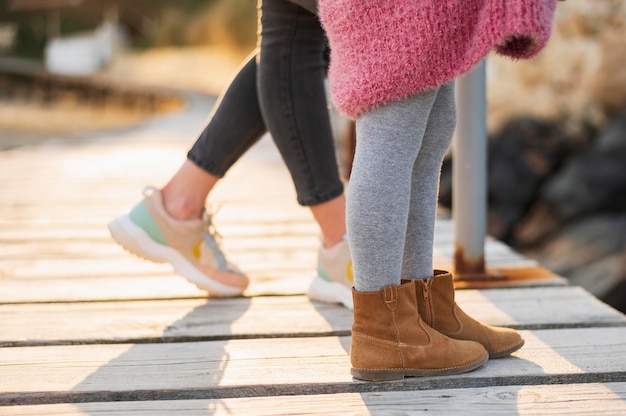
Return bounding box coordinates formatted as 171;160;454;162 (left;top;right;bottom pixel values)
319;0;558;119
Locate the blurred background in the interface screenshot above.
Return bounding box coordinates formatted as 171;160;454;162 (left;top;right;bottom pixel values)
0;0;255;83
0;0;625;312
0;0;256;147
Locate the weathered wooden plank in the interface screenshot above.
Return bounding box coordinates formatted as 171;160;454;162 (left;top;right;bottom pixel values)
0;140;300;230
2;223;563;304
0;296;353;346
456;286;625;327
1;287;623;346
0;271;312;303
0;219;318;241
2;223;524;268
0;243;317;274
0;258;563;303
3;382;626;415
0;202;311;223
0;253;316;302
0;142;294;197
1;328;625;404
0;275;206;303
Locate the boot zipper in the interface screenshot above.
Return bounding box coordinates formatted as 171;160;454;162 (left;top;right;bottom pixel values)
422;284;433;325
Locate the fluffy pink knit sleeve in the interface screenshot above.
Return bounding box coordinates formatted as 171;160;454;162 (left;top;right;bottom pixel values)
319;0;558;119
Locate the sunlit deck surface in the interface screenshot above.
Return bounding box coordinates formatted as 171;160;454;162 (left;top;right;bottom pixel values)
1;92;625;415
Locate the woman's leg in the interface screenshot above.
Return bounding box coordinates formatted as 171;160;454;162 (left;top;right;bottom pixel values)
108;55;267;296
257;0;344;209
111;1;352;300
161;160;219;220
256;0;350;308
257;0;346;248
164;54;267;220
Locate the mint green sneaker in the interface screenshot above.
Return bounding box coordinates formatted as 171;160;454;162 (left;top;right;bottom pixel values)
108;187;249;297
307;236;354;309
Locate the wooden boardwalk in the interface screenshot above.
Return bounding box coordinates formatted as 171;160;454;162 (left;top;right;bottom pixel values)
1;92;626;415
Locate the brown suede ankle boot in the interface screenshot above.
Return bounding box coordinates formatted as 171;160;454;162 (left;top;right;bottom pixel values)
350;280;488;381
413;270;524;358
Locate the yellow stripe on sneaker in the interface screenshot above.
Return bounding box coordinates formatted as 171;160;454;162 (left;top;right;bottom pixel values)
193;239;202;260
346;260;354;284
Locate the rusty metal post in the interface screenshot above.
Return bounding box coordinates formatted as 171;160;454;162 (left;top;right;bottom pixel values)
452;59;487;278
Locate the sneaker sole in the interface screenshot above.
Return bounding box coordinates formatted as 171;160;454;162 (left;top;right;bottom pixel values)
108;214;244;297
307;274;353;310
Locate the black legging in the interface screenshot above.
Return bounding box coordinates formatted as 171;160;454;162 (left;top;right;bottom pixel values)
187;0;342;206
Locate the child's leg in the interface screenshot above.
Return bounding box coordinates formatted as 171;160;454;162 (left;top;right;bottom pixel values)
348;86;489;381
402;82;456;279
347;88;440;293
399;83;524;358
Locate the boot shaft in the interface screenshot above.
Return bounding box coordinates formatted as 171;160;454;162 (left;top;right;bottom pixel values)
412;270;525;358
413;270;462;333
352;280;430;346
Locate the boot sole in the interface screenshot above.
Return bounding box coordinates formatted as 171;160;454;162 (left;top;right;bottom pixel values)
351;351;488;381
489;339;525;359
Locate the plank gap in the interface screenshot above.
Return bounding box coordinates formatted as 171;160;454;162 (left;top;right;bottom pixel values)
3;372;626;407
0;330;353;348
4;321;626;348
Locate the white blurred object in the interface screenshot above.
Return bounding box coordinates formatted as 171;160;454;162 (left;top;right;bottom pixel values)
45;21;122;75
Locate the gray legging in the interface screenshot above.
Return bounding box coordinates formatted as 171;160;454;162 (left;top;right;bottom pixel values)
187;0;342;207
347;83;456;292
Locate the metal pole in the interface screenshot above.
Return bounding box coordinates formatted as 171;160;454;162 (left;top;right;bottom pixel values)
452;59;487;277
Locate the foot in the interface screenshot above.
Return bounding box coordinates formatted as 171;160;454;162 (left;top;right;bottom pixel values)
108;186;249;297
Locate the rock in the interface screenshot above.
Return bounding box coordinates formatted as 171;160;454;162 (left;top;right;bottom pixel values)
531;213;626;278
600;274;626;315
512;202;562;248
513;108;626;246
540;148;626;221
595;108;626;152
486;117;572;241
569;253;625;300
438;117;573;240
539;110;626;222
528;212;626;311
